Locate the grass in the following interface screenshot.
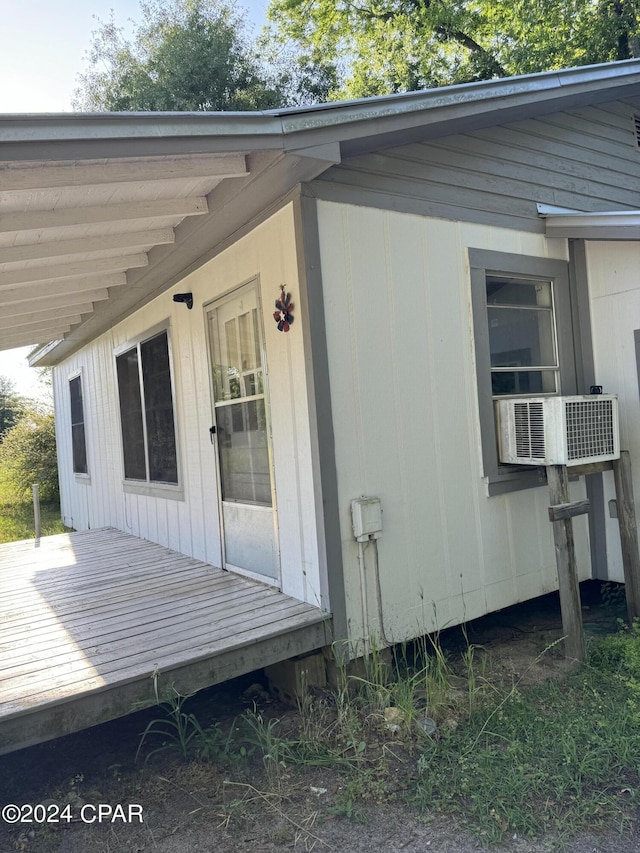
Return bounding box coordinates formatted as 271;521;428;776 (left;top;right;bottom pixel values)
135;619;640;845
4;597;640;852
415;628;640;842
0;458;67;543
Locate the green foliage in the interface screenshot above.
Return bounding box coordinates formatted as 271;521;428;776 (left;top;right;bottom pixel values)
0;458;66;543
589;618;640;717
415;631;640;841
0;408;59;502
0;375;26;442
267;0;640;98
137;684;206;761
73;0;336;111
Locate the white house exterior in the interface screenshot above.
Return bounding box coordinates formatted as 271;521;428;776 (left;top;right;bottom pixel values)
5;60;640;655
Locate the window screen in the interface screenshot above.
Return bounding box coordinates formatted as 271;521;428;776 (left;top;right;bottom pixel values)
69;374;87;475
116;330;178;484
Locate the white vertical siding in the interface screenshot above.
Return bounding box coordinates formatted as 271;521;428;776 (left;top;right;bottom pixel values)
585;241;640;582
317;200;591;644
53;204;324;608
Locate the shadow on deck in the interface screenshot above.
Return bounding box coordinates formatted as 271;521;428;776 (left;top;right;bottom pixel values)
0;528;331;755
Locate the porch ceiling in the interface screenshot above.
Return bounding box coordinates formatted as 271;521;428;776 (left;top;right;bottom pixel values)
0;152;249;353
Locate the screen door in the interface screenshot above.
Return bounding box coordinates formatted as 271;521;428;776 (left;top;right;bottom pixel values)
206;282;279;581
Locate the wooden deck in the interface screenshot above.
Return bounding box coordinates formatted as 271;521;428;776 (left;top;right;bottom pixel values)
0;528;331;754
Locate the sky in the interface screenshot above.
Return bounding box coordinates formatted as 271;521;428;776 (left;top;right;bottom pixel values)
0;0;269;398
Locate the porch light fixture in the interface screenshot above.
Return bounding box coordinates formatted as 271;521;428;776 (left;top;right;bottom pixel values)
173;292;193;310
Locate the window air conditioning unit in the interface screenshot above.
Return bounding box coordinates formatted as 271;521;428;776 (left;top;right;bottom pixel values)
496;395;620;466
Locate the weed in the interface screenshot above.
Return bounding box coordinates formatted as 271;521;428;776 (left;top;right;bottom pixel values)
241;708;348;780
137;680;205;762
198;717;249;763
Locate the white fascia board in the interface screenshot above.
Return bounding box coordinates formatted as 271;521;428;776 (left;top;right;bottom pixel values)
28;341;63;366
540;206;640;238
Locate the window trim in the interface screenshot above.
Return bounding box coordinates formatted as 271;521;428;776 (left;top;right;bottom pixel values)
68;368;90;482
114;321;184;501
469;249;577;495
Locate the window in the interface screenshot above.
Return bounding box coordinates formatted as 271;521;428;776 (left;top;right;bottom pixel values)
69;373;87;475
207;289;271;505
469;249;577;494
486;276;558;396
116;329;178;485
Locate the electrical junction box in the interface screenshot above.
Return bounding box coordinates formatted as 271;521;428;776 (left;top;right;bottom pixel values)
351;497;382;542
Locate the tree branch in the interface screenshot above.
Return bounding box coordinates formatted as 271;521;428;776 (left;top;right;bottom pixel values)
435;25;508;77
345;1;508;78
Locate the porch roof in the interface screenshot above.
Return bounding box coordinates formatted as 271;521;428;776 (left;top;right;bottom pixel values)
539;204;640;240
0;527;330;755
3;59;640;362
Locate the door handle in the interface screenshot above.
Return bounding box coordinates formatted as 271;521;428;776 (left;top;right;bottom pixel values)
209;425;216;443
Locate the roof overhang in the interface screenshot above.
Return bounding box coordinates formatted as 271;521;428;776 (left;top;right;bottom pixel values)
3;58;640;365
539;204;640;239
1;145;339;365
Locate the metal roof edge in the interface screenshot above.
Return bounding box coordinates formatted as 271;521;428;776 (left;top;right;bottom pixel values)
271;58;640;117
540;205;640;238
0;111;284;145
2;59;640;152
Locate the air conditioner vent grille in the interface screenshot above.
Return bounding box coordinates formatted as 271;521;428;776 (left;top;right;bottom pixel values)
565;398;615;461
514;401;545;460
496;394;619;467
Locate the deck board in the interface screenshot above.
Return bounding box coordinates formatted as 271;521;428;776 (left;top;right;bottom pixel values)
0;528;330;753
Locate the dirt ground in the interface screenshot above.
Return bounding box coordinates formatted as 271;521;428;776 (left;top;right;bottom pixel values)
1;583;639;853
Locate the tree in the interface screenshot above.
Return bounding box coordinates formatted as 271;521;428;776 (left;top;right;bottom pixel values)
0;410;59;502
0;376;25;441
73;0;336;111
267;0;640;98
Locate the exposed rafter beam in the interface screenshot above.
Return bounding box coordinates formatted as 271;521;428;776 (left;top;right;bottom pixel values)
0;303;95;326
2;288;109;317
0;229;175;265
1;274;126;302
1;288;109;314
0;254;148;288
0;153;248;191
0;197;208;234
0;315;81;334
2;321;72;344
1;328;72;349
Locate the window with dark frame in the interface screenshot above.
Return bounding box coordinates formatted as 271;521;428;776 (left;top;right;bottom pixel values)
116;329;178;485
69;374;87;475
469;249;577;495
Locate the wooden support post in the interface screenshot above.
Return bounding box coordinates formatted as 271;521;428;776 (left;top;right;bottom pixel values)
612;450;640;624
547;465;586;664
32;483;41;540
